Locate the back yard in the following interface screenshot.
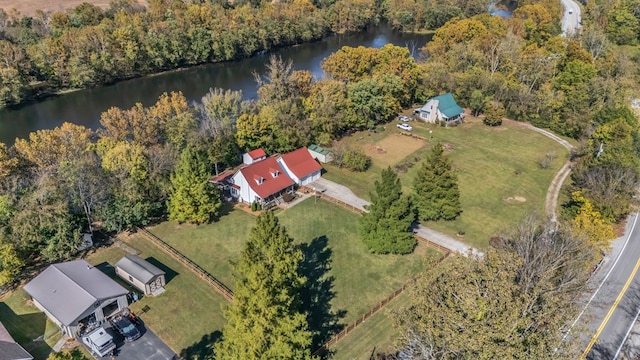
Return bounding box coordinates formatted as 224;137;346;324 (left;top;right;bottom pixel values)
323;116;569;248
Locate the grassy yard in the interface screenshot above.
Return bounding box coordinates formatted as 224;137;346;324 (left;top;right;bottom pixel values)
148;198;441;347
0;289;62;360
324;117;568;248
330;291;410;360
84;238;229;358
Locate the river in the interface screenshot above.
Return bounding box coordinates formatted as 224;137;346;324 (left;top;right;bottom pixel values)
0;25;432;144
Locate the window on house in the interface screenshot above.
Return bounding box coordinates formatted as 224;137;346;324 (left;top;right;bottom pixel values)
128;275;134;282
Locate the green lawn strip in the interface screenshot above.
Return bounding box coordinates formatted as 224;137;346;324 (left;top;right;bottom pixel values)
325;118;567;248
330;291;411;360
0;289;62;360
277;198;441;324
85;238;228;357
145;205;255;291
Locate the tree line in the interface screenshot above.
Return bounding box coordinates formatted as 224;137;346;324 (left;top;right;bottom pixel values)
0;0;382;109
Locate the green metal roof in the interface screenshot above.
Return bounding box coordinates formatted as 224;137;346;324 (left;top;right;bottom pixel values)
308;144;329;155
433;93;464;119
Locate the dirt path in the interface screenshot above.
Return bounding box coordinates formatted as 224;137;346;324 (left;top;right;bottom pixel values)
503;118;575;220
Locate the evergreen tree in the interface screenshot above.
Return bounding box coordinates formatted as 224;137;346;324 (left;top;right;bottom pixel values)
215;211;314;359
167;146;220;224
360;167;416;254
414;143;461;221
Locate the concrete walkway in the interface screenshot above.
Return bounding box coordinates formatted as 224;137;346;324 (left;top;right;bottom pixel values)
310;178;480;256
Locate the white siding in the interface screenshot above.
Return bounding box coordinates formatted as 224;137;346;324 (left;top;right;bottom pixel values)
299;170;321;185
232;171;259;204
276;159;300;184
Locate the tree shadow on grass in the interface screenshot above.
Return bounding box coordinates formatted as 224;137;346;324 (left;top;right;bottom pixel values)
299;236;346;355
179;330;222;360
0;302;52;359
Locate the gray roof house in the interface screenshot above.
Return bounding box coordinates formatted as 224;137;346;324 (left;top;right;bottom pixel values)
115;255;166;296
23;260;129;337
0;321;32;360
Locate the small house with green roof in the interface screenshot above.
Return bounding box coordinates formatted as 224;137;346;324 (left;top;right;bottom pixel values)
307;144;333;163
416;93;465;124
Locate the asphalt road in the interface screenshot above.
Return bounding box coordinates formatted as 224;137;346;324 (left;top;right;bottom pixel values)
567;214;640;359
560;0;582;35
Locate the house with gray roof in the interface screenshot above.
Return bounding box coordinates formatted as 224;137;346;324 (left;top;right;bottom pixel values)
416;93;465;124
0;321;32;360
115;255;166;296
23;260;129;337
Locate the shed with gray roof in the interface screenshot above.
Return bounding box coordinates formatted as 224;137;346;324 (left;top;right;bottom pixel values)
115;255;166;296
23;260;129;337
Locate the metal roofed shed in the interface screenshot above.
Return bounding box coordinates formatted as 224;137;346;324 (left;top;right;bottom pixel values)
23;260;129;337
115;255;166;296
307;144;333;163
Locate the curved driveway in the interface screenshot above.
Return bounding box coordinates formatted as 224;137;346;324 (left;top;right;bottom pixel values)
561;0;582;35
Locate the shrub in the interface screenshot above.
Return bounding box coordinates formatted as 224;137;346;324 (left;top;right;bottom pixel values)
251;202;257;211
483;100;505;126
342;148;372;172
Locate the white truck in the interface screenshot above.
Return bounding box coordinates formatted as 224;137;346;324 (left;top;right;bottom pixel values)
82;327;116;358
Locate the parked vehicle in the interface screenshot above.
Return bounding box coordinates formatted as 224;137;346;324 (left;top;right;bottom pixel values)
82;327;116;357
398;115;411;122
397;123;413;131
111;313;141;341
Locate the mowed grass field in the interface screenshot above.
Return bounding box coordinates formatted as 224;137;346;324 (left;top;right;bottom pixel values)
323;116;568;248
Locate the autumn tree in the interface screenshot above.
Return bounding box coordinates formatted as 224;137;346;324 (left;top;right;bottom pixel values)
482;100;505;126
570;191;615;251
413;143;461;221
393;216;591;359
167;146;220;224
215;211;314;359
360;167;416;254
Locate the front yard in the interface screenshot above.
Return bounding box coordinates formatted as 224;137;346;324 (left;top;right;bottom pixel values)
323;116;568;248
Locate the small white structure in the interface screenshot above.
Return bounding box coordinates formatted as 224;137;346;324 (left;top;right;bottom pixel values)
307;145;333;163
278;147;323;186
416;93;465;124
23;260;129;337
242;148;267;165
115;255;166;296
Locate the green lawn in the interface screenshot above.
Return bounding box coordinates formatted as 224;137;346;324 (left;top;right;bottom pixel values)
85;238;228;358
148;198;441;347
0;289;62;360
330;291;410;360
324;117;568;248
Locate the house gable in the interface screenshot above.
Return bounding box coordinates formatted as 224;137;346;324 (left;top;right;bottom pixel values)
236;157;294;200
278;147;323;184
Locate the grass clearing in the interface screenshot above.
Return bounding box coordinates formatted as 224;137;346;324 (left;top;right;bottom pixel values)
85;238;228;358
324;116;567;247
148;198;441;346
366;134;426;168
0;289;61;360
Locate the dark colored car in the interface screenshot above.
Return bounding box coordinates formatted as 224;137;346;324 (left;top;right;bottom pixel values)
111;315;141;341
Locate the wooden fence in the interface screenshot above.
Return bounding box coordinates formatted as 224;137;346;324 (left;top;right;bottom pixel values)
136;227;234;302
316;192;366;214
312;251;452;356
413;233;451;255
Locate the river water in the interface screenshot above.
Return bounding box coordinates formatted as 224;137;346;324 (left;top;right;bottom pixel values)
0;25;432;144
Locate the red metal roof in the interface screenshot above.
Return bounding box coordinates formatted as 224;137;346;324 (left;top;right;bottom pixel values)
239;158;294;199
247;148;267;160
280;147;323;179
210;170;235;183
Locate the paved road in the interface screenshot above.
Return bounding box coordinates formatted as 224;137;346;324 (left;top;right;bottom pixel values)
563;214;640;359
561;0;582;35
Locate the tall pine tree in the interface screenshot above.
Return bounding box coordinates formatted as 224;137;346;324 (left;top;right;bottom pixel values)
414;143;461;221
215;211;314;359
167;146;220;224
360;167;416;254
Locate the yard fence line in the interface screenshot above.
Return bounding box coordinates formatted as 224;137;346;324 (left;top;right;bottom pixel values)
312;251;452;356
136;227;234;302
413;233;451;255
